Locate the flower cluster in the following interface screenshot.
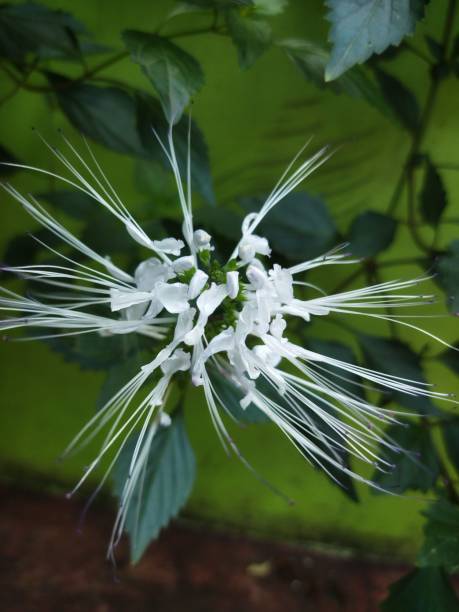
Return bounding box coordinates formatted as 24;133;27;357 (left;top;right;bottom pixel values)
0;131;454;557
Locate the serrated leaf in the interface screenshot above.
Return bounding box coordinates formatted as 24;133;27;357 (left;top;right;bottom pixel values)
348;210;397;257
372;423;439;493
123;30;204;124
0;2;85;62
136;93;215;204
418;499;459;572
380;567;459;612
280;39;390;117
419;158;448;227
373;67;420;132
359;334;438;414
225;9;272;69
325;0;428;80
208;367;270;424
113;412;196;563
435;241;459;315
50;77;146;156
241;192;337;262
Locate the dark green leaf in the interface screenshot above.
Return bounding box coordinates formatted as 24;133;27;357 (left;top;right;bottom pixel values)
225;9;272;69
380;567;459;612
372;423;439;493
373;67;420;132
348;210;397;257
441;420;459;476
425;35;443;61
419;158;448;227
0;143;20;176
325;0;428;80
418;499;459;572
2;228;59;267
44;333;138;371
241;192;337;262
113;412;196;563
439;344;459;375
37;190;148;255
280;39;390;117
0;2;85;61
435;241;459;315
123;30;204;124
136;93;215;204
175;0;254;8
208;367;270;424
50;77;146;156
308;339;364;400
97;353;144;410
359;334;438;414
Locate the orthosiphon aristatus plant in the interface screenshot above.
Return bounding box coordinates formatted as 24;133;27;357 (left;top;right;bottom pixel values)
1;127;456;562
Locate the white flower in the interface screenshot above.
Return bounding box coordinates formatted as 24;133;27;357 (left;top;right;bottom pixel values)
1;129;456;560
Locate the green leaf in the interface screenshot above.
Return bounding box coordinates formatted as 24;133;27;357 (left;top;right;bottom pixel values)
419;158;448;227
241;192;337;262
208;367;270;424
359;334;438;415
435;241;459;315
425;35;443;61
325;0;428;80
0;2;85;61
253;0;288;15
136;93;215;204
373;67;420;132
439;344;459;376
44;333;139;371
380;567;459;612
308;339;364;400
50;78;146;156
123;30;204;124
348;210;397;257
280;39;390;116
97;353;144;411
372;423;439;493
37;190;154;255
441;420;459;476
225;9;272;69
418;499;459;572
2;228;59;267
113;412;196;563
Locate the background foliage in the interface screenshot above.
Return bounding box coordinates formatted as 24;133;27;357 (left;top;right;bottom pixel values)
1;0;459;608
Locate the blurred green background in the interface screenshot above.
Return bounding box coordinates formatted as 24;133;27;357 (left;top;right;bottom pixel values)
0;0;458;559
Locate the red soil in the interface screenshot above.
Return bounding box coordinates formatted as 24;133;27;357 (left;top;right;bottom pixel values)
1;487;409;612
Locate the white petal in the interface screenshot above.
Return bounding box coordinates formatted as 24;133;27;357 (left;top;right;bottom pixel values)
135;257;174;290
160;348;191;376
125;222;153;249
188;269;209;299
226;271;239;299
155;282;189;313
193;229;212;250
270;314;286;338
110;288;151;312
152;237;184;256
196;283;227;316
246;265;268;290
172;255;195;273
270;264;293;303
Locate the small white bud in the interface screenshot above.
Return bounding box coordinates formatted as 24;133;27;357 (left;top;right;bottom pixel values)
246;265;268;289
188;269;209;299
226;271;239;299
193;229;212;251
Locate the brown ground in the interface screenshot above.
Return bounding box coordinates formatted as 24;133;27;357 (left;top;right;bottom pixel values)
1;487;409;612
